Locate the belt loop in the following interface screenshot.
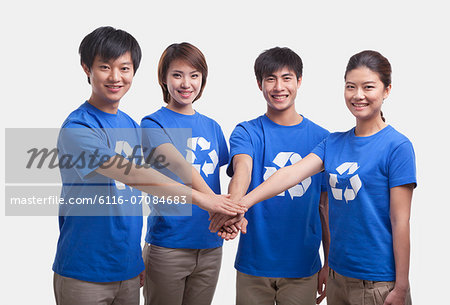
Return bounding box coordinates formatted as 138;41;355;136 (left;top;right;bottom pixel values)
329;268;335;279
363;280;374;289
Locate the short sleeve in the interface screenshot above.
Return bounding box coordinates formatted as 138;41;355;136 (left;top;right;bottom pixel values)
57;122;117;179
388;141;417;188
226;124;254;177
141;118;171;160
311;137;327;162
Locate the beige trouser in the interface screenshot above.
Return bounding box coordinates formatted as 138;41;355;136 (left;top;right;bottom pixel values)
53;273;140;305
327;269;412;305
142;243;222;305
236;270;318;305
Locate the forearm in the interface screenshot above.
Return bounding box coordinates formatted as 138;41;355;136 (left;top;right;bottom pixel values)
192;167;215;195
241;153;323;208
392;220;410;291
389;184;414;293
228;169;251;201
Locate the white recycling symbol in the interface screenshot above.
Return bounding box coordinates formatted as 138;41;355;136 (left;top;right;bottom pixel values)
185;137;218;177
114;140;140;191
329;162;362;203
263;152;311;199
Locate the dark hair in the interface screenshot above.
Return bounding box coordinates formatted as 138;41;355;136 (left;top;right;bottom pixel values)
158;42;208;104
79;26;142;84
345;50;392;122
254;47;303;84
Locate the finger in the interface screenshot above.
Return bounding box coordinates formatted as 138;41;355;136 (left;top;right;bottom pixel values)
211;215;229;232
224;215;241;227
223;226;233;233
209;214;222;231
220;206;238;216
223;199;248;212
316;293;326;304
230;224;238;233
229;231;238;240
225;232;233;241
241;219;248;234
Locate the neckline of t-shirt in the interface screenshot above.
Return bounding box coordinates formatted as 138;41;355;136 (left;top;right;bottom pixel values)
349;124;392;140
83;101;119;118
162;106;199;118
262;114;306;128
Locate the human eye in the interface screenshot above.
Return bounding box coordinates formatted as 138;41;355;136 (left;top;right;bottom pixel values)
265;77;275;82
365;85;375;90
172;73;182;78
121;66;131;72
345;84;355;89
191;73;199;79
99;65;110;70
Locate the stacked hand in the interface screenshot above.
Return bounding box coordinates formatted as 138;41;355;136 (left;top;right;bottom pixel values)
197;193;247;216
209;197;248;240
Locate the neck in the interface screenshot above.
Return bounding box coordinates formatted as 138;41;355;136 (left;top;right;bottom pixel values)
266;107;302;126
354;117;387;137
166;101;195;115
88;96;119;114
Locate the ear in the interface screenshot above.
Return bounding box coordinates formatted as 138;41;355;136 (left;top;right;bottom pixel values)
257;80;263;91
383;84;392;100
297;76;302;88
81;63;91;77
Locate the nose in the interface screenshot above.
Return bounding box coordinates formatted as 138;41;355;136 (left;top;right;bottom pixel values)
274;79;283;91
181;77;189;88
355;88;365;100
109;68;120;82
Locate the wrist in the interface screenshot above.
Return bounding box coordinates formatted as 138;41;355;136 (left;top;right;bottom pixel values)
240;196;252;209
191;190;204;206
393;281;409;293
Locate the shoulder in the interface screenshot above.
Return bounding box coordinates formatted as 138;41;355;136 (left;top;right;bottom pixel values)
233;115;264;132
383;125;415;154
140;108;165;128
62;106;99;129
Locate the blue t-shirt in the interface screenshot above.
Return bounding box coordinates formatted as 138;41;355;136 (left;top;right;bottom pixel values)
312;125;417;281
141;107;229;249
228;115;329;278
52;101;144;282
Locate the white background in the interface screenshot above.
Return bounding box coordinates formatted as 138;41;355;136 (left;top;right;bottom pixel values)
1;0;449;304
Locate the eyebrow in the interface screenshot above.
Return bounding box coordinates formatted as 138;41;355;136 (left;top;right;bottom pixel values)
98;58;132;65
266;72;295;78
345;80;377;84
172;69;199;74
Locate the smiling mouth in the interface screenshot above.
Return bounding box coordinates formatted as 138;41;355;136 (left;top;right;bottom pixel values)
178;90;193;97
105;85;122;89
272;95;288;101
352;103;369;108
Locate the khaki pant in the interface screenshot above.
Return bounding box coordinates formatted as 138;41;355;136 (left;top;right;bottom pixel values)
236;270;318;305
327;269;412;305
53;273;140;305
142;243;222;305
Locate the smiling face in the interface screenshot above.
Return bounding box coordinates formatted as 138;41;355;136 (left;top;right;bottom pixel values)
344;67;391;123
259;67;301;113
82;52;134;113
165;59;202;113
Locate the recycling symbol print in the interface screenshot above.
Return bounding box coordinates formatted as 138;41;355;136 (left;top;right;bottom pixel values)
329;162;362;203
185;137;219;177
114;140;140;191
263;152;311;199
